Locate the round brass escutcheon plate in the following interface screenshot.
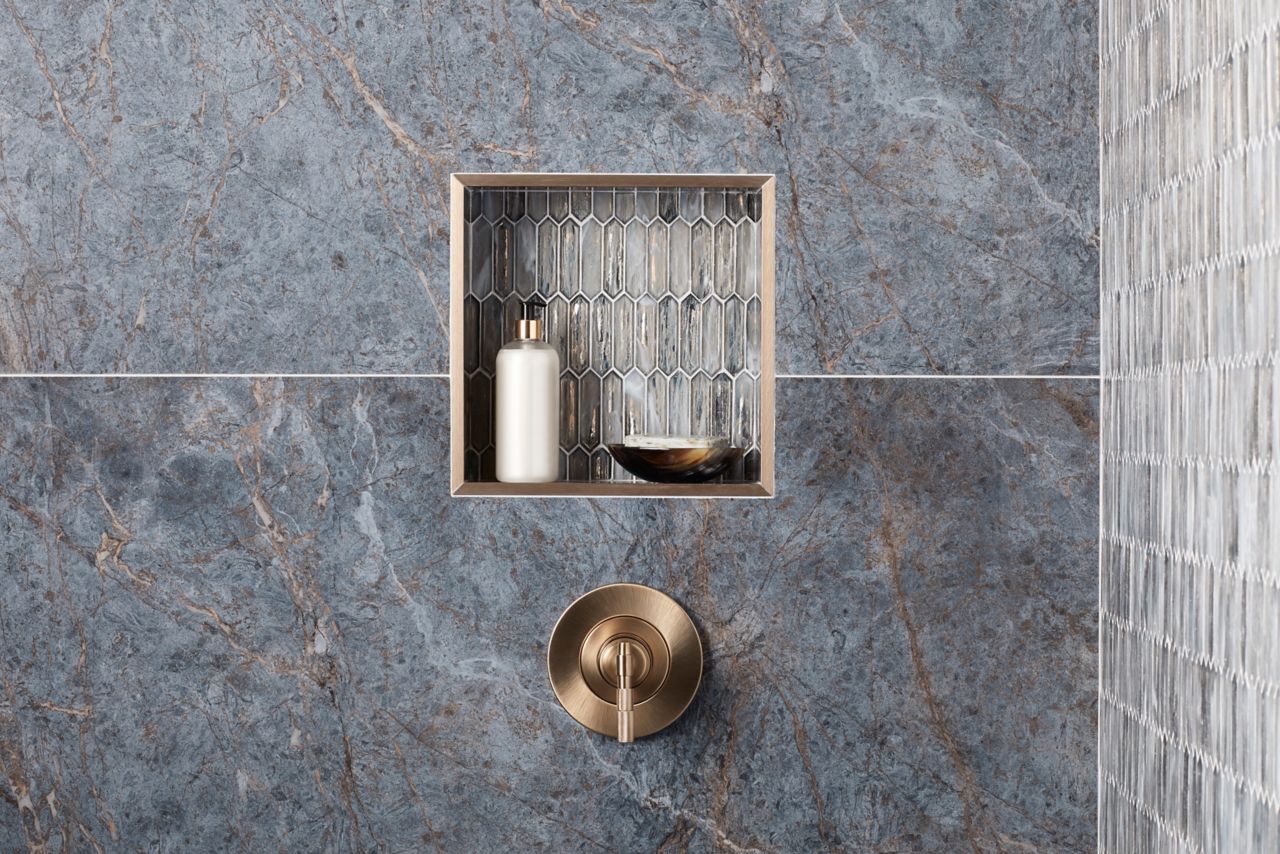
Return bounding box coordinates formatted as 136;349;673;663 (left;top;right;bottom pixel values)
548;583;702;740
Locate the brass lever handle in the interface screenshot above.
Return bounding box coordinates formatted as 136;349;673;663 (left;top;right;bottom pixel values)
616;640;635;743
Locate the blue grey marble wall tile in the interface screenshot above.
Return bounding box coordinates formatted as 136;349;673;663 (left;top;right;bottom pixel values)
0;1;1096;374
0;376;1096;851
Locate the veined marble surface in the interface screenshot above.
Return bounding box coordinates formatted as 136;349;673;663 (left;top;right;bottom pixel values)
0;1;1096;374
0;378;1096;851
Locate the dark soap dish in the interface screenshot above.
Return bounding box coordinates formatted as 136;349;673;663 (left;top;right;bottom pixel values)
606;444;745;484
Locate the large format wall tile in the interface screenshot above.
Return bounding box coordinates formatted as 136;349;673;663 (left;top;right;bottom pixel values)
1;1;1096;374
0;377;1096;851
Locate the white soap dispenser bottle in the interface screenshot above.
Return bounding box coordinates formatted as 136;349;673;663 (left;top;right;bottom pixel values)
495;300;560;483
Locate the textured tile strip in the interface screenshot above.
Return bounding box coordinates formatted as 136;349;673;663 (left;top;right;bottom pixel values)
1100;0;1280;850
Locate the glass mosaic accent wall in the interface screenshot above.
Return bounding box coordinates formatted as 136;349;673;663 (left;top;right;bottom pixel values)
462;186;763;483
1100;0;1280;850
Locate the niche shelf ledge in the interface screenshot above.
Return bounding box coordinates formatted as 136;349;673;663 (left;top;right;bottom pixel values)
449;173;776;499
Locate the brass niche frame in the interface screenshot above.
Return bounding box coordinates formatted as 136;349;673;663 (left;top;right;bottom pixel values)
449;172;776;498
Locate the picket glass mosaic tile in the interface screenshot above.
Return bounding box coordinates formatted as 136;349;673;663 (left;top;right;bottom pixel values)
449;175;775;497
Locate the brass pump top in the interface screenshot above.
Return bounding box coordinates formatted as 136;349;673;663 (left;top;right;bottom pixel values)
516;298;546;341
516;317;543;340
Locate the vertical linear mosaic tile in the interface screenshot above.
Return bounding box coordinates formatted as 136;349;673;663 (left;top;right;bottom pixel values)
1100;1;1280;851
464;187;763;483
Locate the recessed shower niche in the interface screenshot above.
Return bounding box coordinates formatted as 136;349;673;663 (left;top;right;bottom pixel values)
449;174;775;498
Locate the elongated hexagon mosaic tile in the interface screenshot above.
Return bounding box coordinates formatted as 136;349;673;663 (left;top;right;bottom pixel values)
463;186;764;484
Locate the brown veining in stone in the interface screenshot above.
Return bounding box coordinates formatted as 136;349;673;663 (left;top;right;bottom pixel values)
880;506;987;854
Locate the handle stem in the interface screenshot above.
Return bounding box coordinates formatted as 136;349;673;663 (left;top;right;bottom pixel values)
616;641;635;743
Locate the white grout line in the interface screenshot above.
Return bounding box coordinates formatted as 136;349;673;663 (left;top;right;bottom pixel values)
0;373;452;379
1098;370;1106;836
0;372;1101;380
777;373;1101;380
